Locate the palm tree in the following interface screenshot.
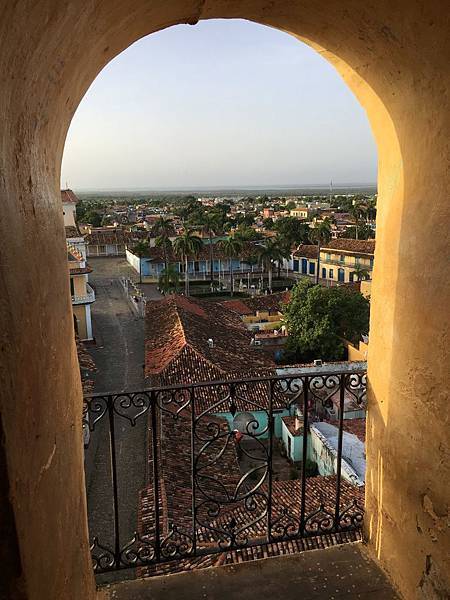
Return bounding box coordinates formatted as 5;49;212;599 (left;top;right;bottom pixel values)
218;236;243;297
366;197;377;224
158;264;180;294
351;199;368;240
275;235;292;278
173;231;203;296
352;265;371;281
258;239;283;292
133;240;149;284
200;212;220;282
310;219;332;284
153;215;173;237
155;234;172;273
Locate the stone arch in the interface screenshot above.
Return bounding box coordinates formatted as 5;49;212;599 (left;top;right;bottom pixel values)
0;3;448;600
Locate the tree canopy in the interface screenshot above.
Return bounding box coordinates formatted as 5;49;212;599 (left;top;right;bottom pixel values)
282;279;370;363
273;217;311;246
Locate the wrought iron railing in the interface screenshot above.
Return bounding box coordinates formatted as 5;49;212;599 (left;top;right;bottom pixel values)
83;367;366;577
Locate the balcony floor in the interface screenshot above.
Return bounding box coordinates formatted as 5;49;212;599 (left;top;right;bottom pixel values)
100;542;401;600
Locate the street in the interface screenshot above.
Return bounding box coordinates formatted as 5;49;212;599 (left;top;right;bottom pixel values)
84;257;158;575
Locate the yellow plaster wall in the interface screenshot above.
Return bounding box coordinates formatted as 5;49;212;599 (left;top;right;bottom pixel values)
73;305;88;340
0;2;448;599
71;275;88;297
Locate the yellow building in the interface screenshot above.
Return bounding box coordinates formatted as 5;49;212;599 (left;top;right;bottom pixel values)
68;243;95;341
292;239;375;284
290;206;312;219
221;292;290;333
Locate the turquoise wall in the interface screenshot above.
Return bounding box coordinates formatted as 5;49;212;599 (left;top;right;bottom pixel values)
213;408;290;440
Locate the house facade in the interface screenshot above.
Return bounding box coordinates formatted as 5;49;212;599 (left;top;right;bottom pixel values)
292;239;375;284
85;228;127;256
68;243;95;341
127;242;262;279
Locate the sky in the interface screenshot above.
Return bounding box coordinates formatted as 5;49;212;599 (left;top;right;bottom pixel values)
61;19;377;191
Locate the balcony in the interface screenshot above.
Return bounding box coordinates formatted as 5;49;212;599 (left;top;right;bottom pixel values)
72;282;96;304
83;366;368;583
102;542;400;599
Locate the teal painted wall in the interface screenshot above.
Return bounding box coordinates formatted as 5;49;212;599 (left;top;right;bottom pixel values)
213;409;290;439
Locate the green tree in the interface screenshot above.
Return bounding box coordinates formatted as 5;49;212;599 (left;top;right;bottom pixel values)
350;198;368;240
85;210;102;227
262;217;274;230
352;265;371;281
258;239;283;292
218;236;243;297
199;212;221;281
310;219;332;284
274;217;310;246
155;234;172;273
275;235;292;278
173;231;203;296
132;240;150;284
282;279;370;362
343;224;374;240
158;264;180;295
234;226;260;242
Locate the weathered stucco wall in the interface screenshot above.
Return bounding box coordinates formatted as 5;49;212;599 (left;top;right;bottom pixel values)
0;2;448;599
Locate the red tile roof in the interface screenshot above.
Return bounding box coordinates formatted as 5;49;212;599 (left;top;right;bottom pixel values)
322;238;375;255
138;471;363;577
294;244;319;259
65;225;80;238
76;336;95;395
342;418;366;443
85;228;128;245
145;295;286;413
61;189;78;204
221;291;290;316
145;295;274;380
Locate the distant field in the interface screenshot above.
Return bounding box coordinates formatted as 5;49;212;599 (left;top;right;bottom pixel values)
76;184;377;202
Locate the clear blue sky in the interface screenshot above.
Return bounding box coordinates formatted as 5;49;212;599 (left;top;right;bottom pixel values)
61;19;377;190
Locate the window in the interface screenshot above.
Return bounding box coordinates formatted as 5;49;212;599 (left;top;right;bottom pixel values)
340;254;345;262
98;245;106;254
322;267;326;279
329;269;334;278
70;278;74;296
309;262;315;275
287;435;292;457
326;253;331;261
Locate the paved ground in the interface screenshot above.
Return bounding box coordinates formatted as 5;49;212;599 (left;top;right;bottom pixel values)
101;543;401;600
84;258;156;578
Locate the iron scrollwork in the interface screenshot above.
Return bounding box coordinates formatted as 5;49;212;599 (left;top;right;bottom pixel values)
85;368;366;575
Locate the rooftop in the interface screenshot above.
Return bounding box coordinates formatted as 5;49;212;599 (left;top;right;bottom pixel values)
145;295;275;383
61;188;78;204
311;422;366;486
321;238;375;255
221;291;290;316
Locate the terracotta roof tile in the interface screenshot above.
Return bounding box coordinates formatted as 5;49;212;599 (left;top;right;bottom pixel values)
322;238;375;255
221;291;290;316
61;189;79;204
294;244;319;259
65;225;80;238
342;418;366;443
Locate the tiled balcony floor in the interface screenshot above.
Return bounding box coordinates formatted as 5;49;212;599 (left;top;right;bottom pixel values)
100;542;401;600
